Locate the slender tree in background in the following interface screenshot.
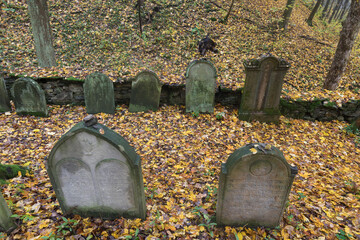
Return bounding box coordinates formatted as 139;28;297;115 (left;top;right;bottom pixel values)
324;0;360;90
137;0;144;35
27;0;56;67
306;0;323;26
223;0;235;24
280;0;296;29
321;0;332;19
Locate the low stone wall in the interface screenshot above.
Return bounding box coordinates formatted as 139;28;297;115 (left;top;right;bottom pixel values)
3;76;359;123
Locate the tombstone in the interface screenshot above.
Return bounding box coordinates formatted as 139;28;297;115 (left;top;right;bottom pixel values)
84;72;115;114
0;74;11;113
0;192;16;233
10;77;48;117
46;115;146;220
129;70;162;112
239;54;290;123
185;59;217;113
216;143;298;227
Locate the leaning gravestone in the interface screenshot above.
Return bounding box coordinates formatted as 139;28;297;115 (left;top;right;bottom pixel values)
185;59;217;113
84;72;115;114
216;143;298;227
0;192;16;233
239;54;290;123
129;70;162;112
0;74;11;113
10;77;48;117
46;115;146;219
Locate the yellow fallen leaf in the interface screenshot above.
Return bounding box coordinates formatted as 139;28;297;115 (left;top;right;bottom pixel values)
250;148;257;154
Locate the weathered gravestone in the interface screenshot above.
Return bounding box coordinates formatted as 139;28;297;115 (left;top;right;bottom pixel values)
84;72;115;114
239;54;290;123
0;74;11;113
129;70;162;112
185;59;217;113
46;115;146;219
10;77;48;117
216;143;298;227
0;192;16;233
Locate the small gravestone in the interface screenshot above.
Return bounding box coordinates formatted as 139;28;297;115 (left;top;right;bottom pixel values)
84;72;115;114
185;59;217;113
129;70;162;112
0;192;16;233
10;77;48;117
216;143;298;227
239;54;290;123
46;115;146;219
0;74;11;113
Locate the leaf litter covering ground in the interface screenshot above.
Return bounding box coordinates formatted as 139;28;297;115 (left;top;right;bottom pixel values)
1;0;359;103
0;105;359;239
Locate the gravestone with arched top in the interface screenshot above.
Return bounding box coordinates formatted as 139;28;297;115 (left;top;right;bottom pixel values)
84;72;115;114
185;59;217;113
129;70;162;112
216;143;297;227
239;54;290;123
46;115;146;219
10;77;48;117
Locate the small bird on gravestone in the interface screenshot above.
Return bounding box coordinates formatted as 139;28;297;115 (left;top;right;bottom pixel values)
198;35;218;56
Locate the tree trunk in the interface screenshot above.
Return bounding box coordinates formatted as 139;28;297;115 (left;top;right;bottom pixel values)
338;0;349;21
321;0;332;19
280;0;296;29
324;0;360;90
306;0;323;26
223;0;235;24
328;0;342;23
27;0;57;67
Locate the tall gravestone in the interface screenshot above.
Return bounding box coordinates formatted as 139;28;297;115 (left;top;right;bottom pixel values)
216;143;298;227
185;59;217;113
239;54;290;123
10;77;48;117
84;72;115;114
46;115;146;219
129;70;162;112
0;74;11;113
0;192;16;233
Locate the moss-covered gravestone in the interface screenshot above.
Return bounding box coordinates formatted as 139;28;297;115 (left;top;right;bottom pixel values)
84;72;115;114
185;59;217;113
10;77;48;117
0;74;11;113
0;192;16;233
129;70;162;112
46;115;146;219
239;54;290;123
216;143;297;227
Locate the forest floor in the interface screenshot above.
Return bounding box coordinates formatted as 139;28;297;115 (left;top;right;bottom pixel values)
0;0;359;239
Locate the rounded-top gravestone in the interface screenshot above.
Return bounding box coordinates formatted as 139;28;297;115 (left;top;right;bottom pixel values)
84;72;115;114
10;77;48;117
216;143;297;227
185;59;217;113
129;70;162;112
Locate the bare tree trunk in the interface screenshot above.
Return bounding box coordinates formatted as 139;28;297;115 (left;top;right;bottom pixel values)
138;0;143;35
321;0;332;19
306;0;323;26
280;0;296;30
338;0;350;21
27;0;56;67
324;0;360;90
328;0;341;23
223;0;235;24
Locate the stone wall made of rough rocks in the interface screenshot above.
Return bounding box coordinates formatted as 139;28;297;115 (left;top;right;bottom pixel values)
3;76;360;123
